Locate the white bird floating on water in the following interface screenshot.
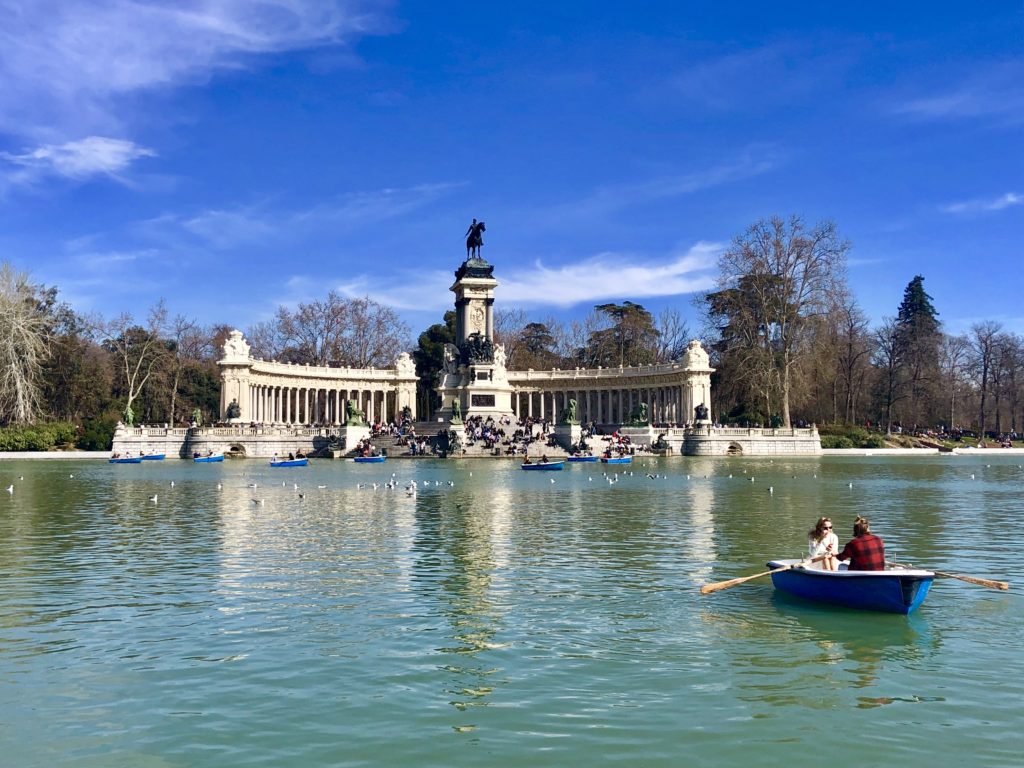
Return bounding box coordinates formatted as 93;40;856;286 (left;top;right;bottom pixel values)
217;483;223;490
149;494;158;502
169;481;175;487
767;487;774;494
5;485;12;493
317;485;327;489
848;482;853;488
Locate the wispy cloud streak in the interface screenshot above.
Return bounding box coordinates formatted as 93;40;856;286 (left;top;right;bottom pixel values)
0;0;392;138
941;192;1022;215
0;136;155;184
892;62;1024;124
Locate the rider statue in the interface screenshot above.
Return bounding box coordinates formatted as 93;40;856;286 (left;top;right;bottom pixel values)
465;218;486;259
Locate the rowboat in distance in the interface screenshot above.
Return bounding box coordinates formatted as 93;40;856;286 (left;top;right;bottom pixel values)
109;456;143;464
766;559;935;614
521;460;564;470
567;455;598;462
270;458;308;467
600;455;632;464
353;455;386;463
193;454;225;463
141;453;165;461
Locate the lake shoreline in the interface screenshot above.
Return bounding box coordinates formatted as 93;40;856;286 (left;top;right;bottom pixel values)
3;447;1024;460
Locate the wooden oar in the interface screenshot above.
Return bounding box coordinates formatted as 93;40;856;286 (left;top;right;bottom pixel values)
700;555;829;595
888;561;1009;591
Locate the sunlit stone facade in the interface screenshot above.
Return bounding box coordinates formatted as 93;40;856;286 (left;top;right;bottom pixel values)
218;330;419;425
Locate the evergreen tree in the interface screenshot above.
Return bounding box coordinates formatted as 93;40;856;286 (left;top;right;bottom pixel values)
894;275;941;426
412;311;456;419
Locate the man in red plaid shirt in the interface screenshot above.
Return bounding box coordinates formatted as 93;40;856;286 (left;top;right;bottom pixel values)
835;516;886;570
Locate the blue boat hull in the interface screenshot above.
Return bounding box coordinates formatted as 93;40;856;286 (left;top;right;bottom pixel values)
568;455;598;462
767;560;934;614
141;454;165;461
109;457;143;464
353;456;386;463
521;462;564;470
601;456;632;464
270;458;308;467
193;455;224;463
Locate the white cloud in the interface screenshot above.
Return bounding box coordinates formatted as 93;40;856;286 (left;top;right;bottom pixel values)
0;136;155;183
0;0;392;138
499;242;722;307
941;192;1023;215
350;242;723;312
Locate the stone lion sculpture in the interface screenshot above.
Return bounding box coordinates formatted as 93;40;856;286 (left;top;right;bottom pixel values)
346;400;367;426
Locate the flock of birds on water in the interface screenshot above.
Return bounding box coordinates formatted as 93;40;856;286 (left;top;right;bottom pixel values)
2;461;1020;509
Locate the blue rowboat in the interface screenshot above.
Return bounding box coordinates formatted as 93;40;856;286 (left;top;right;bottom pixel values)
766;559;935;614
193;454;224;463
270;458;308;467
521;461;564;471
353;455;386;463
109;456;143;464
600;455;632;464
567;455;598;462
141;453;165;461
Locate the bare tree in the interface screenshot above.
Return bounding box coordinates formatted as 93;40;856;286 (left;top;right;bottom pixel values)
970;321;1003;444
95;301;169;424
834;297;870;424
655;308;690;362
247;293;410;368
939;333;971;430
341;297;411;368
0;263;50;424
167;315;212;425
871;318;908;434
710;216;849;427
492;307;528;367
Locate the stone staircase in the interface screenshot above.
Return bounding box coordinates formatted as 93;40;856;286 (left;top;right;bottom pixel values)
366;420;572;459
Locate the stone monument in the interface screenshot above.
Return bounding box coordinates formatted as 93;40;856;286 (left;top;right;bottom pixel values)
436;235;515;422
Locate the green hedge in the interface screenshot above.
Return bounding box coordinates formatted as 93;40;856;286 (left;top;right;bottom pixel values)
0;422;78;451
76;418;118;451
818;424;888;449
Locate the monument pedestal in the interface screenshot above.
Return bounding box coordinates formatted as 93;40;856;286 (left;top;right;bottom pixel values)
618;425;655;448
338;425;370;456
551;423;582;451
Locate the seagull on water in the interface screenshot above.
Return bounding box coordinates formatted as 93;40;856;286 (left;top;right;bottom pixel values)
149;494;158;502
5;485;12;493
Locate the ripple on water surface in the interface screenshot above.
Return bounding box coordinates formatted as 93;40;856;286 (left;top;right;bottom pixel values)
0;456;1022;767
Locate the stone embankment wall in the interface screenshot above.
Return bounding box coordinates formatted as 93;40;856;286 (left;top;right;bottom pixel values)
112;423;822;458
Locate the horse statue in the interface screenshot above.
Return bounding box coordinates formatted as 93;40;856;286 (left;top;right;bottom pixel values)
465;219;486;258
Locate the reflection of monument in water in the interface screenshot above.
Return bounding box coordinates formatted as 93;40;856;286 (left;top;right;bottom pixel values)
408;487;515;718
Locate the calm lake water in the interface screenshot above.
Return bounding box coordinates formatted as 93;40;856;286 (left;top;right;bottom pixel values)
1;455;1021;767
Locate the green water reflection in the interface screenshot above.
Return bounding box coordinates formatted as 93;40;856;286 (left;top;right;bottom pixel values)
0;455;1021;767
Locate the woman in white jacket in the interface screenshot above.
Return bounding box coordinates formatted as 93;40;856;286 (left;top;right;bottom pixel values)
808;517;839;570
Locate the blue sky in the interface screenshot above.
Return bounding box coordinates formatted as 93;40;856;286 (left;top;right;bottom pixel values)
1;1;1021;339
